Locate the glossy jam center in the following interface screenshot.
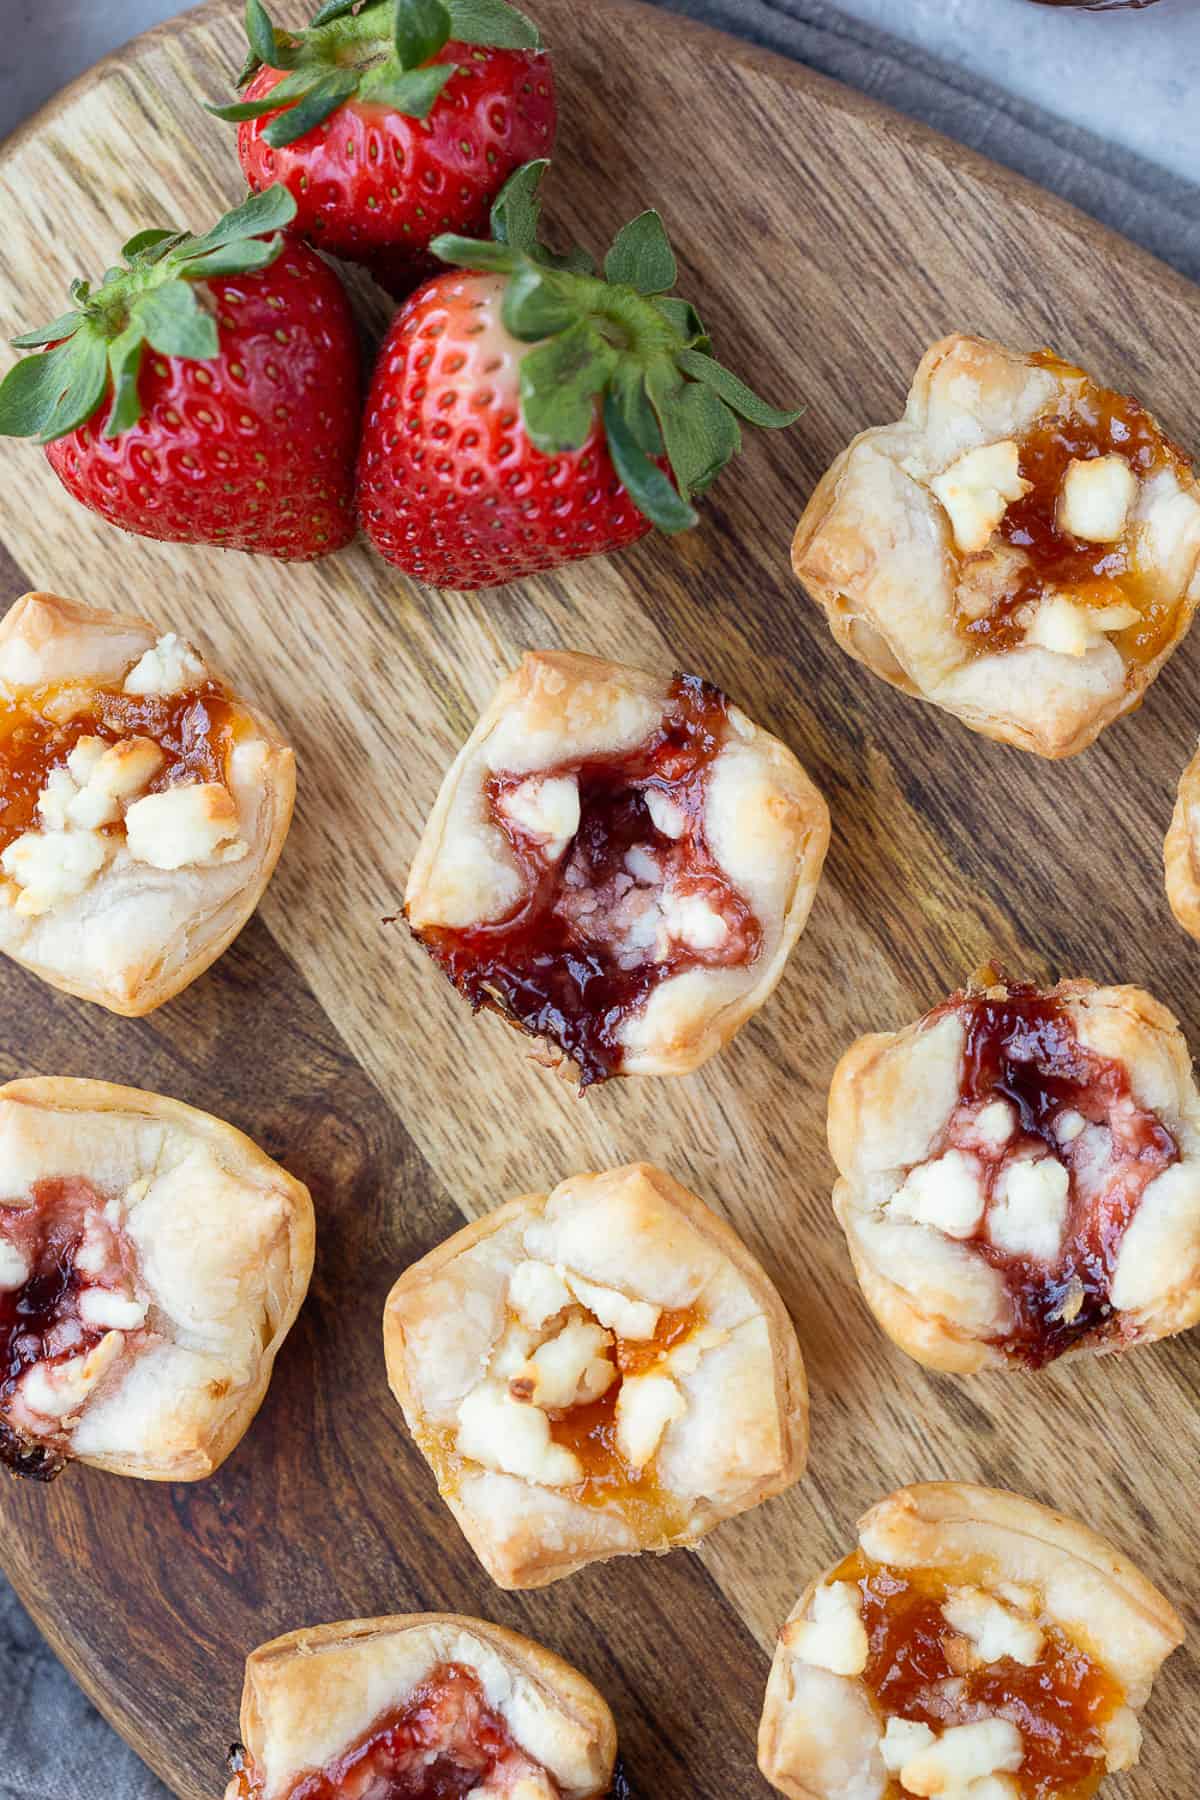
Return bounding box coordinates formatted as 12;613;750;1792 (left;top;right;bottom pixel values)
0;1176;120;1480
0;679;239;856
837;1553;1121;1800
948;983;1176;1364
959;362;1186;662
232;1662;557;1800
415;675;761;1086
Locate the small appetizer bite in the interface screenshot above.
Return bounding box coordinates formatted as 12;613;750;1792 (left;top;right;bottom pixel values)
405;650;829;1085
0;592;294;1014
0;1077;313;1481
793;334;1200;757
1164;738;1200;940
223;1613;618;1800
828;971;1200;1372
383;1163;808;1589
758;1482;1182;1800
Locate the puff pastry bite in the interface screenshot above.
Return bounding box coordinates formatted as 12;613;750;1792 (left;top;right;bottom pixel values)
383;1162;808;1588
1164;738;1200;940
828;972;1200;1372
405;650;829;1084
0;1076;313;1481
224;1613;618;1800
793;334;1200;757
758;1482;1182;1800
0;591;295;1013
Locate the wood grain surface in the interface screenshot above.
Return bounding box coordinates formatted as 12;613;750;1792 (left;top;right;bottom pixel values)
0;3;1198;1797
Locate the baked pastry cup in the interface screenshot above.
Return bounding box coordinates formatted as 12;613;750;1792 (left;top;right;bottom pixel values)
383;1162;808;1589
0;591;295;1014
793;334;1200;757
223;1613;618;1800
0;1076;314;1481
1164;738;1200;939
758;1482;1182;1800
405;650;829;1085
828;971;1200;1373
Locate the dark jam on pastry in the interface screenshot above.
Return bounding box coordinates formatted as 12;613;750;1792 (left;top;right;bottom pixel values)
835;1553;1122;1800
0;1176;130;1480
546;1305;697;1537
961;357;1189;663
228;1662;560;1799
413;675;762;1086
949;982;1176;1365
0;679;239;856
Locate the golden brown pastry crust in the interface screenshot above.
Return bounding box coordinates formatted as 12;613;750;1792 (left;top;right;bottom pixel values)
793;335;1200;759
0;1076;314;1480
828;977;1200;1374
405;649;830;1078
1164;738;1200;940
383;1163;809;1588
0;592;294;1015
758;1482;1183;1800
227;1613;617;1800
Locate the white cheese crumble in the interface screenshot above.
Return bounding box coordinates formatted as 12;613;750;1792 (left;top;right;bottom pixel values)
0;1238;30;1290
897;1717;1024;1798
783;1581;870;1678
644;787;687;839
941;1587;1045;1667
122;632;207;697
509;1319;614;1410
456;1386;583;1487
1023;592;1138;658
124;781;248;870
889;1149;985;1239
1;826;110;916
562;1269;660;1341
988;1155;1069;1263
498;775;580;856
881;1718;936;1775
660;887;729;952
507;1259;572;1330
19;1329;125;1421
1057;454;1138;544
614;1371;686;1469
931;440;1031;554
77;1288;149;1333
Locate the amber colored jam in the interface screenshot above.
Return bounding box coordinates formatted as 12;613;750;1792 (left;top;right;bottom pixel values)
953;983;1176;1364
230;1662;559;1800
960;362;1188;662
0;1177;113;1481
836;1553;1121;1800
414;675;761;1087
0;679;239;857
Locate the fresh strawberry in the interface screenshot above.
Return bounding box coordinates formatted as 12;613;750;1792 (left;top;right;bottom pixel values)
0;187;359;560
210;0;556;295
356;162;801;589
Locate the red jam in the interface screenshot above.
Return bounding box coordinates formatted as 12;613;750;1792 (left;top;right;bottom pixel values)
959;360;1188;661
0;1176;129;1480
947;983;1176;1364
230;1662;559;1800
0;680;239;857
837;1554;1120;1800
413;675;761;1086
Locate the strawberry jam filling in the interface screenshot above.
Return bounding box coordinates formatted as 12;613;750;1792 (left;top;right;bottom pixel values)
228;1662;559;1800
939;983;1176;1365
836;1553;1122;1800
0;1176;141;1480
0;679;238;857
961;357;1188;662
415;675;761;1086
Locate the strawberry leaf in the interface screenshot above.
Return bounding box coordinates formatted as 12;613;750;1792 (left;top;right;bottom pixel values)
611;359;663;457
676;348;802;427
104;329;145;438
185;185;297;252
658;382;741;494
604;211;676;296
519;320;614;452
10;312;84;349
652;296;708;349
309;0;359;21
132;282;220;360
262;68;360;145
176;235;287;280
490;158;548;253
602;392;697;534
0;332;108;442
447;0;541;49
246;0;281;65
359;61;457;116
501;264;576;338
207;64;323;122
393;0;452;67
429;233;517;273
120;227;181;261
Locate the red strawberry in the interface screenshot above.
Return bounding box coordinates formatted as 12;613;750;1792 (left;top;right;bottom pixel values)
357;163;801;589
211;0;556;294
0;187;359;560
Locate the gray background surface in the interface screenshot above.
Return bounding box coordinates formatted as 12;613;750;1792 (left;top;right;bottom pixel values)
1;1;1198;1797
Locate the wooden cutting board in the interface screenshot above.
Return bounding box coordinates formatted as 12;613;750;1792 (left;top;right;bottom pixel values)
0;2;1198;1795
